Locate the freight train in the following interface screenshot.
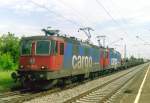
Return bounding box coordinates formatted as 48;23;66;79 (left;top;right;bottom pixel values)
11;29;143;89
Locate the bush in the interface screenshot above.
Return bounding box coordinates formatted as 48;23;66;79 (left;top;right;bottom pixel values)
0;32;20;70
0;32;20;64
0;53;15;70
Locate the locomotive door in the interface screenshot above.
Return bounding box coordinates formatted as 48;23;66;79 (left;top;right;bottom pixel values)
100;48;104;69
54;41;64;69
103;48;110;68
100;48;109;69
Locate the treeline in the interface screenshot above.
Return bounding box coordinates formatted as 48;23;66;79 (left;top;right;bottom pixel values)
0;32;20;70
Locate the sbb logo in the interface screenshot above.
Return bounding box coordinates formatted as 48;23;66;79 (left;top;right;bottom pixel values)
72;55;92;69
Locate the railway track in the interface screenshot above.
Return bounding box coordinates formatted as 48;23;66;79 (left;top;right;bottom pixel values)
0;87;61;103
21;64;147;103
0;89;30;103
64;64;148;103
0;81;85;103
0;64;147;103
0;88;30;97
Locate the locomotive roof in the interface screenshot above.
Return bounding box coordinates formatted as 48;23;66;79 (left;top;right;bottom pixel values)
22;35;64;42
22;35;103;49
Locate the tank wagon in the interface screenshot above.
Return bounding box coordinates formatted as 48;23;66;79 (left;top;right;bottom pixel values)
11;29;143;89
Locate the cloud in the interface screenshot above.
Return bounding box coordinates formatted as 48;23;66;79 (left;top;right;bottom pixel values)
0;0;150;58
0;0;19;6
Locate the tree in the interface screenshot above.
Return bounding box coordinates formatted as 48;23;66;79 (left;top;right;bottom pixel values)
0;32;20;70
0;36;2;54
0;32;20;63
130;56;136;60
0;53;14;70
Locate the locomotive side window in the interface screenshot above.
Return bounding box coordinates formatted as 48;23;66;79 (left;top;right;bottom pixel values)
36;41;50;55
50;41;59;55
55;41;58;55
50;40;55;55
21;40;32;55
60;43;64;55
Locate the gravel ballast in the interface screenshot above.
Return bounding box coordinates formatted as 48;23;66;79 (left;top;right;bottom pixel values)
24;64;145;103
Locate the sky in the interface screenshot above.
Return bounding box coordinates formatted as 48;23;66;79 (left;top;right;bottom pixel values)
0;0;150;59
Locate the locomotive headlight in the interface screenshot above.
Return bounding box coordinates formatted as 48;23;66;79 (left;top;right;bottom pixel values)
20;65;24;69
41;66;45;70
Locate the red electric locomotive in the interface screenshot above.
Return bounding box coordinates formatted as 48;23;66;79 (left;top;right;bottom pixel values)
12;28;123;89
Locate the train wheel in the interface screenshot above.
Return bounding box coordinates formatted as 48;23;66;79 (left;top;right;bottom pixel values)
42;79;58;90
57;79;65;88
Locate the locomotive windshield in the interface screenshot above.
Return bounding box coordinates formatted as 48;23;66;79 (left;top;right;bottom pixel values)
21;40;32;55
36;41;50;55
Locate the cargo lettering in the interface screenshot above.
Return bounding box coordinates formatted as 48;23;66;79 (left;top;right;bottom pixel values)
72;55;92;69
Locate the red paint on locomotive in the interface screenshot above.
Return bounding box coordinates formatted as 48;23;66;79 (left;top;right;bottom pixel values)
104;48;110;68
100;48;110;68
19;36;66;71
100;49;104;68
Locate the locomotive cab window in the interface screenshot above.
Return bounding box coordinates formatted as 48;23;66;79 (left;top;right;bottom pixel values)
21;40;32;55
36;41;50;55
60;43;64;55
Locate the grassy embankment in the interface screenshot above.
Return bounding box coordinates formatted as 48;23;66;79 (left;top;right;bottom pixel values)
0;71;16;92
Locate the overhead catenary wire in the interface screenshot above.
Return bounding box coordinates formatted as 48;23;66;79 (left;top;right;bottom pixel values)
108;0;130;27
108;0;135;41
95;0;129;36
108;37;123;46
56;0;105;42
57;0;117;44
30;0;128;46
56;0;93;27
30;0;83;27
136;36;149;44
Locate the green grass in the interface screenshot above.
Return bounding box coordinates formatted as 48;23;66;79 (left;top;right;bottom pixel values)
0;71;15;92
